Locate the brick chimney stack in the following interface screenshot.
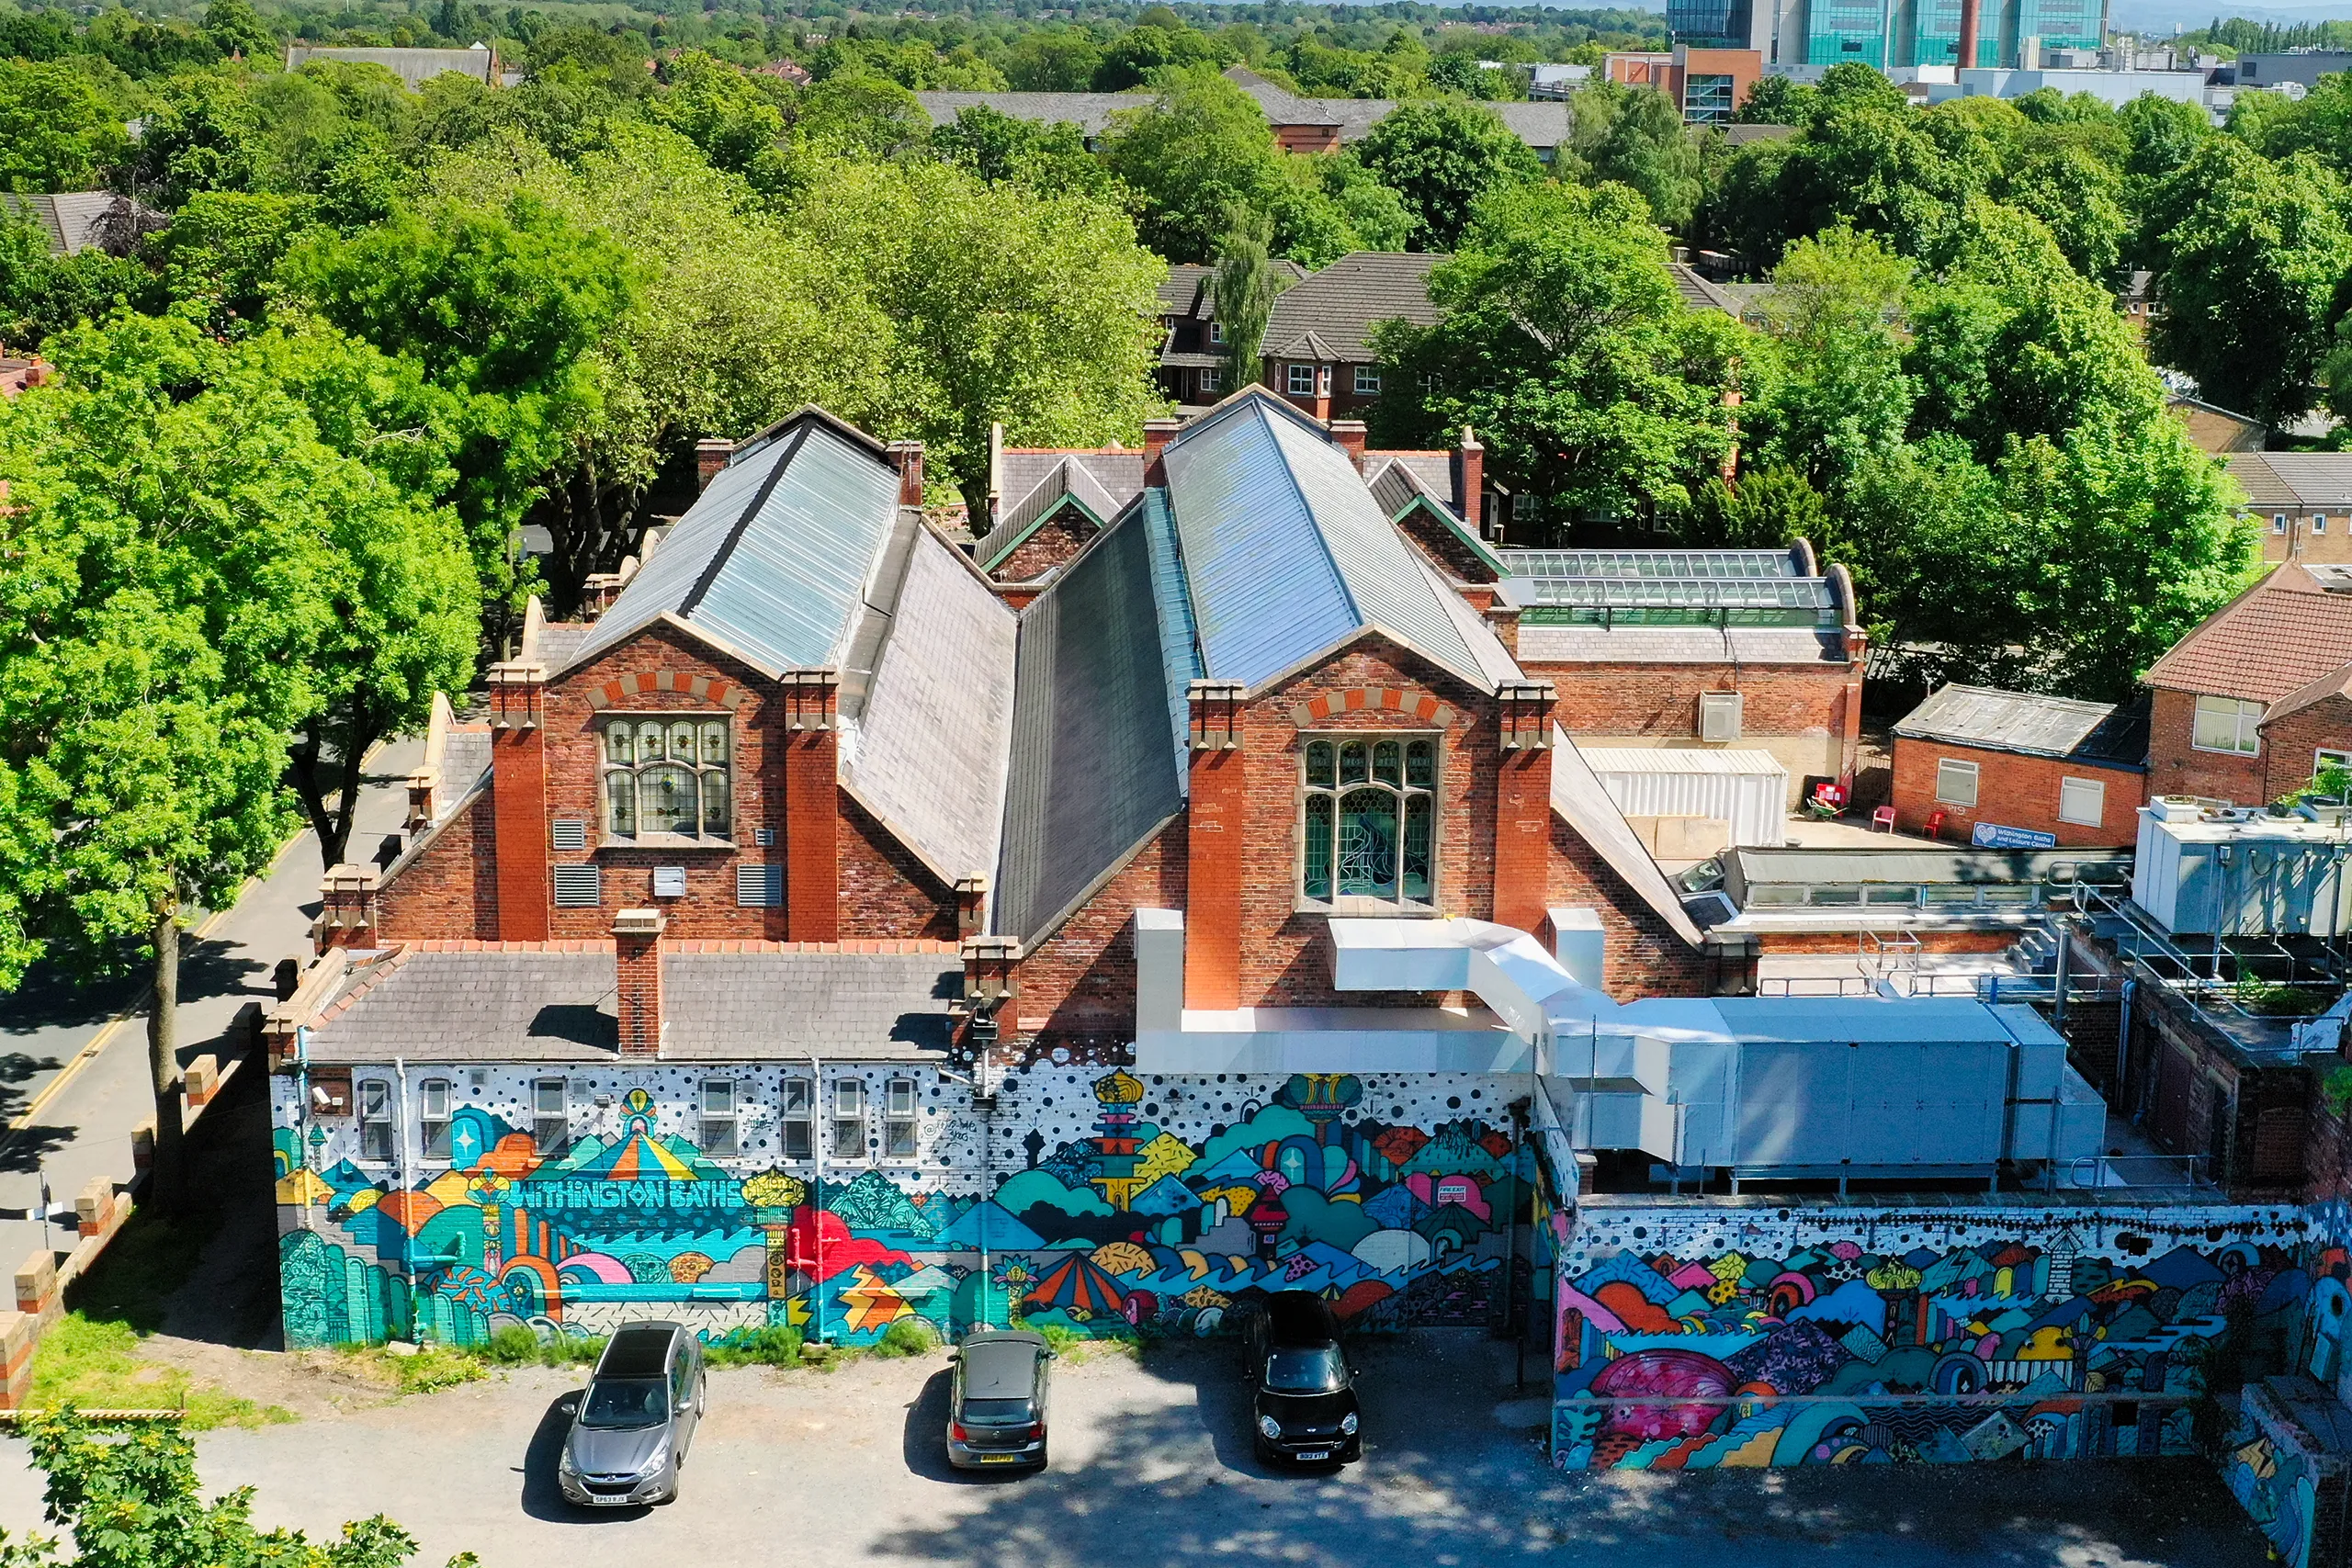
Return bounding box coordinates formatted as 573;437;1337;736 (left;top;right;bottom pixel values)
1183;680;1247;1010
887;440;925;505
314;864;381;953
779;671;842;942
487;661;550;942
695;437;735;492
1493;681;1557;933
1454;428;1486;536
1329;419;1368;470
1143;418;1182;484
613;908;666;1057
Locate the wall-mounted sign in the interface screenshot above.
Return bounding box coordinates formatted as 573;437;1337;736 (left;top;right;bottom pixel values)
1972;821;2058;850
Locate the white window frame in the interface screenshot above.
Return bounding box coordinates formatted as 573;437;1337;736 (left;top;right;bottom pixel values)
1353;366;1381;395
2057;775;2106;827
2318;514;2331;535
781;1077;814;1162
2191;694;2263;756
533;1077;570;1156
884;1078;918;1160
1935;758;1981;808
832;1078;868;1162
700;1078;739;1159
1286;363;1315;396
358;1078;395;1162
1209;320;1225;344
1199;365;1220;395
2320;748;2352;773
2277;513;2290;535
419;1077;453;1161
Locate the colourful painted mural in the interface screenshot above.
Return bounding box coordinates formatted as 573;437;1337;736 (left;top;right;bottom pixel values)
272;1067;1536;1349
1554;1204;2326;1470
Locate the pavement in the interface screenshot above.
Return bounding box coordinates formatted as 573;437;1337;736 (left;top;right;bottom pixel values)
0;1331;2274;1568
0;738;423;1271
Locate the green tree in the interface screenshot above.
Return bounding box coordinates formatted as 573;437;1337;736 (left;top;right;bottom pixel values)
1210;203;1281;387
1101;66;1288;263
647;51;792;190
932;105;1128;202
1736;73;1815;127
1751;224;1915;490
1586;85;1702;231
201;0;276;62
10;1412;478;1568
1678;463;1829;548
2000;144;2128;279
0;60;132;191
1005;29;1104;92
2151;141;2352;426
148;191;317;338
0;209;148;353
1368;180;1749;524
1355;96;1542;251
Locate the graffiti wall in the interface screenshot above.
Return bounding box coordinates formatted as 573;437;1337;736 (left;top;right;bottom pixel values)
1555;1201;2327;1470
273;1066;1535;1349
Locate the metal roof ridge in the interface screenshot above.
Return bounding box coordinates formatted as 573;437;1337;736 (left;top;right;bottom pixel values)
678;423;807;622
1261;404;1363;635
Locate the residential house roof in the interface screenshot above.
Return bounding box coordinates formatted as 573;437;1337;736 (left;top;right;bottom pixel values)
1724;122;1798;145
2226;452;2352;510
1156;258;1310;324
980;449;1146;570
285;44;498;88
0;192;164;257
2263;661;2352;728
1668;263;1744;317
1261;252;1445;366
914;89;1152;135
566;408;906;681
300;944;962;1063
2170;395;2266;455
1893;682;2148;769
2144;561;2352;705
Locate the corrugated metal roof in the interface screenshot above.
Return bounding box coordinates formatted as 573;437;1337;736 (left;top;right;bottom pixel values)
993;511;1186;946
1161;394;1487;691
841;532;1016;886
1893;682;2144;765
566;412;902;678
1583;748;1789;776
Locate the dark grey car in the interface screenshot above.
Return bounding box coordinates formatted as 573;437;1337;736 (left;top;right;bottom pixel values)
558;1321;704;1506
944;1329;1054;1471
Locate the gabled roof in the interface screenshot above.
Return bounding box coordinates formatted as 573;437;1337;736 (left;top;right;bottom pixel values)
913;89;1152;135
2261;660;2352;727
0;192;163;257
1668;262;1743;318
976;452;1142;571
1365;455;1503;579
1261;253;1446;365
1156;259;1307;320
565;409;903;680
2170;395;2266;455
1269;327;1344;360
2227;451;2352;509
2144;562;2352;705
1159;389;1507;693
1894;683;2147;768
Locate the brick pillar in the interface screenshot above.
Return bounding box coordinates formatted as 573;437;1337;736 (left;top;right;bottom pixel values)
614;908;666;1057
1454;428;1485;536
0;1310;31;1410
1721;379;1743;483
887;440;924;505
405;769;435;831
1144;418;1182;484
1495;681;1557;933
781;671;840;942
956;877;989;940
1828;564;1866;787
1329;419;1367;471
695;437;735;491
1485;602;1521;659
488;661;549;942
1184;681;1247;1010
314;863;380;953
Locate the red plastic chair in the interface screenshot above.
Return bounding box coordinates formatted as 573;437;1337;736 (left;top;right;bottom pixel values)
1924;808;1948;840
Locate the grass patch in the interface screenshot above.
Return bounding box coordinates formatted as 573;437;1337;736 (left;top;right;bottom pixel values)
27;1314;292;1430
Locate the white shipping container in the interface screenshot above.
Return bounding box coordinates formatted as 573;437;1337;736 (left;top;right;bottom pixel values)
1584;748;1789;848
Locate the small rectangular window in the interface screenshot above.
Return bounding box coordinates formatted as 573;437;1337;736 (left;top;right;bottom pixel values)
420;1078;452;1160
1353;366;1381;395
2320;515;2332;535
1200;366;1220;394
885;1078;918;1159
782;1077;813;1161
700;1078;738;1158
358;1079;394;1161
1698;692;1744;742
533;1077;569;1156
1936;758;1980;807
833;1078;867;1162
2277;514;2290;534
2192;694;2262;756
1287;363;1315;396
2319;748;2352;774
2058;775;2106;827
1209;320;1225;344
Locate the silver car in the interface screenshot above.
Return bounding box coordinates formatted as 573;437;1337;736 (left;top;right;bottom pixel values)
945;1329;1055;1471
558;1321;704;1506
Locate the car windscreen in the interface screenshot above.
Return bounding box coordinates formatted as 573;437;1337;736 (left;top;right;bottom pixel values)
1262;1346;1346;1393
958;1397;1035;1422
579;1377;669;1428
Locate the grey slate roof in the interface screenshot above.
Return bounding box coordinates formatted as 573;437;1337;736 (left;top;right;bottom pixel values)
1160;390;1499;692
1368;457;1504;579
1516;626;1848;666
0;193;164;257
304;947;962;1063
1669;263;1743;318
841;530;1017;885
2228;452;2352;510
914;89;1151;134
565;410;902;679
1261;253;1446;365
286;44;498;88
976;453;1140;570
994;509;1186;947
1894;682;2148;768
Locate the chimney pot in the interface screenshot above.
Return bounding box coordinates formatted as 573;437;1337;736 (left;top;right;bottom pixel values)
1454;427;1487;538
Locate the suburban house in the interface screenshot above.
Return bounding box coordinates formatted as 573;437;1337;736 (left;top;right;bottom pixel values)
2227;452;2352;564
1152;258;1308;412
2169;393;2265;456
2143;561;2352;803
2117;268;2163;333
283;41;507;87
1501;543;1869;807
1890;683;2149;847
1259;253;1445;423
0;191;164;257
914;65;1573;161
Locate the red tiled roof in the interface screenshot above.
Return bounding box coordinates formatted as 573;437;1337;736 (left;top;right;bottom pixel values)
2262;661;2352;726
2144;563;2352;705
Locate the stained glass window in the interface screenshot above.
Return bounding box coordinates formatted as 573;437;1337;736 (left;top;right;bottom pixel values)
602;716;733;838
1302;734;1439;905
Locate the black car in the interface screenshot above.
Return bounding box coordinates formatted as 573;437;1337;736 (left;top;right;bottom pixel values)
945;1328;1055;1471
558;1320;705;1506
1241;1291;1362;1464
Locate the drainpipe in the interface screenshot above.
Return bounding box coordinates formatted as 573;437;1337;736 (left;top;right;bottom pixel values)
395;1055;415;1336
809;1053;825;1347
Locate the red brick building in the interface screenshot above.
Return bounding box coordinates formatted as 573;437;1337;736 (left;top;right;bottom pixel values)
378;392;1743;1073
2144;562;2352;804
1889;684;2149;847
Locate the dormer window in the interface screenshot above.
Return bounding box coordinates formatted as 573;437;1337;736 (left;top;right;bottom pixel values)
1301;736;1439;906
601;716;731;839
